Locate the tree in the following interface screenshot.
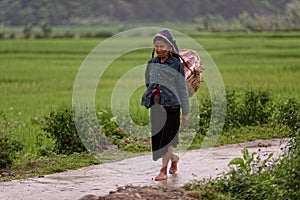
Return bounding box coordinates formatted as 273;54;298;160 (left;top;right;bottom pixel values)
23;24;32;39
40;21;52;38
286;0;300;26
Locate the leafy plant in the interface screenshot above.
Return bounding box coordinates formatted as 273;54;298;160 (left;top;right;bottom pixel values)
184;134;300;200
96;110;129;145
228;147;273;174
197;88;273;134
23;24;32;39
240;89;272;126
0;111;23;168
273;98;300;133
40;21;52;38
42;108;149;155
42;108;87;154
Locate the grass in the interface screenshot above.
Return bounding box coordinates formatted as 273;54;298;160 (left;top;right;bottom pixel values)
1;33;299;119
1;153;99;181
0;32;299;180
197;33;300;99
0;39;97;119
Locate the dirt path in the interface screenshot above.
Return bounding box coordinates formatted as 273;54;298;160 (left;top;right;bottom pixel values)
0;138;288;200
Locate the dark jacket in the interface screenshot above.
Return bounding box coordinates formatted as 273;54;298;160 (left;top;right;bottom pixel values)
141;56;190;115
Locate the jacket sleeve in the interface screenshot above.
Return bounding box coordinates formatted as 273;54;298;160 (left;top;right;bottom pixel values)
145;60;152;88
177;63;190;115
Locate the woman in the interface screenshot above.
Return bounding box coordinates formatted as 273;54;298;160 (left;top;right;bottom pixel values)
141;29;190;181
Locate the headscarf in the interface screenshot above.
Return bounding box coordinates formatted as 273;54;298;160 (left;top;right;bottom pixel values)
153;29;179;54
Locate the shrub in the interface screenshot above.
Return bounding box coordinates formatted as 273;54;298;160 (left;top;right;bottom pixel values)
0;111;23;168
42;108;133;155
198;88;273;134
96;110;129;144
198;94;211;135
0;31;5;39
80;31;113;38
269;132;300;199
224;89;243;130
273;98;300;134
184;132;300;200
40;21;52;38
23;24;32;39
42;108;87;154
240;89;273;126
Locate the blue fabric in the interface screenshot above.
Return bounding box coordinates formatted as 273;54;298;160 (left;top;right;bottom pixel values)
141;56;190;115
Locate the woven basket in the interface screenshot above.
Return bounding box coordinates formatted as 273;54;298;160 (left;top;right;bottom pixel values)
179;49;203;97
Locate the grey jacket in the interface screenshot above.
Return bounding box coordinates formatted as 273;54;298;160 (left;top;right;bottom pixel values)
141;56;190;115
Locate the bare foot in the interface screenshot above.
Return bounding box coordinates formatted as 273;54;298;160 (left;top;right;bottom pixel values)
154;166;167;181
154;172;167;181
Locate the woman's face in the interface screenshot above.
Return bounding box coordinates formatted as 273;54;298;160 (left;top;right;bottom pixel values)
154;40;170;59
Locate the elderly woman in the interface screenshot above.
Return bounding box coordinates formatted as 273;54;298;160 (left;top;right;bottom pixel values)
141;29;190;181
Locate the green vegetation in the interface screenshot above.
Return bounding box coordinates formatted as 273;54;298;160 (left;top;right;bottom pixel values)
0;0;297;27
1;1;300;39
40;88;298;153
0;111;23;168
0;153;99;182
183;133;300;200
189;88;297;149
0;32;299;185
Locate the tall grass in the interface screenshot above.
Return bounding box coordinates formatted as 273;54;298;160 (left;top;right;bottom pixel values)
0;32;299;158
0;39;98;119
195;33;300;101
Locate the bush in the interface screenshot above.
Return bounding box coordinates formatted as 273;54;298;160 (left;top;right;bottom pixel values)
0;111;23;168
273;98;300;133
198;88;273;134
269;132;300;199
96;110;129;144
80;31;113;38
23;24;32;39
184;132;300;200
42;108;134;155
240;89;273;126
0;31;5;39
40;21;52;38
42;109;87;154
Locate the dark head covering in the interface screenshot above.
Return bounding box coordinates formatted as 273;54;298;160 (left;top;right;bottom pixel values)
153;29;179;54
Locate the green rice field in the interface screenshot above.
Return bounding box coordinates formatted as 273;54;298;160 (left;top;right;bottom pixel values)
1;32;299;118
1;32;300;157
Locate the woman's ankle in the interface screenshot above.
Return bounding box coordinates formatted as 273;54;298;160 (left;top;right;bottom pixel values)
171;154;179;162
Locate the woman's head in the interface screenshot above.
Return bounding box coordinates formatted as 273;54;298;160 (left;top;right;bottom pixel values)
152;29;179;60
153;39;172;60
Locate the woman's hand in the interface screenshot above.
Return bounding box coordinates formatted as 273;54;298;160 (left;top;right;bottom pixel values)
182;115;188;126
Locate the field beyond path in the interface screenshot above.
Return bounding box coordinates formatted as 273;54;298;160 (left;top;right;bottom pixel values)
0;138;287;200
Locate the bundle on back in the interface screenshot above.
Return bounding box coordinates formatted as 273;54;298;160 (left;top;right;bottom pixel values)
179;49;203;97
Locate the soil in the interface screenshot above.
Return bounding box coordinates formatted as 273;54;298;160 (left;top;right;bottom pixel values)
79;185;200;200
0;138;288;200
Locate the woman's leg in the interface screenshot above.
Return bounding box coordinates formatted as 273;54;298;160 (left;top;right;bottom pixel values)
154;145;173;181
169;153;179;174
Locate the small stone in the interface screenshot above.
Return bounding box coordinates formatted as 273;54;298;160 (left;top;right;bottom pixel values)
1;172;9;177
150;185;160;190
184;191;202;198
112;192;125;196
78;194;99;200
135;193;142;198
